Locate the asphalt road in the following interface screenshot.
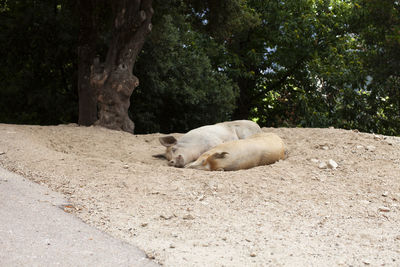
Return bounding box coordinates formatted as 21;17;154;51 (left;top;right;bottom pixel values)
0;167;158;267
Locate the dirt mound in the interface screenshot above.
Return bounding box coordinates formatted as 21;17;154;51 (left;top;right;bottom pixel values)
1;123;399;266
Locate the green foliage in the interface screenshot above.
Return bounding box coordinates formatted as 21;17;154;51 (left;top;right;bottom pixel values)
350;0;400;135
0;0;399;135
0;0;78;124
131;9;237;133
185;0;260;41
246;0;400;135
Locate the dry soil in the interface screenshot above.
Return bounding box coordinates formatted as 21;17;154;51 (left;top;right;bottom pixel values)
0;123;399;266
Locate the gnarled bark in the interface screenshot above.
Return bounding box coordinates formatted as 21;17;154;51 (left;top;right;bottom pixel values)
90;57;139;132
87;0;153;133
78;0;153;133
77;0;98;126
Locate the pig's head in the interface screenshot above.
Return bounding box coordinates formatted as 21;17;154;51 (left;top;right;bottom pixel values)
154;136;190;168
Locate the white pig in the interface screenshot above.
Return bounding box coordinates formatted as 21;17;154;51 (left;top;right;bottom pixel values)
153;120;262;167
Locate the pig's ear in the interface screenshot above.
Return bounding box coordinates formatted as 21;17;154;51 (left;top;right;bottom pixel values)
159;136;177;147
152;153;166;159
210;152;229;159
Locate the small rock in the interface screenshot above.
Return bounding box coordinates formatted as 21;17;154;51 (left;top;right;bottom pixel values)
250;252;257;257
382;192;389;197
310;158;319;163
145;251;155;260
141;223;148;227
160;214;174;220
386;141;394;146
363;259;371;265
356;145;364;149
373;134;383;140
183;214;195;220
322;146;329;150
327;159;338;169
171;232;179;237
319;162;328;169
366;145;376;152
378;206;390;212
0;151;5;155
169;243;176;248
123;164;129;169
337;260;346;265
59;204;76;213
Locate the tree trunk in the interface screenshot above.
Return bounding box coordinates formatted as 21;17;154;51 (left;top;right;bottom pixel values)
77;0;98;126
233;76;256;120
90;0;153;133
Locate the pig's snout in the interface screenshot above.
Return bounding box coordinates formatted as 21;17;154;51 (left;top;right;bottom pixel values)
168;155;185;168
176;155;185;167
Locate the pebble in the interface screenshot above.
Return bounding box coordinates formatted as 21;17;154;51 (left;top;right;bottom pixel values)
183;214;195;220
373;134;383;140
327;159;338;169
378;206;390;212
123;164;129;169
366;145;376;152
382;192;389;197
319;162;328;169
310;158;319;163
145;252;155;259
356;145;364;149
0;151;5;155
363;259;371;265
171;232;179;237
169;243;176;248
160;214;174;220
322;146;329;150
250;252;257;257
386;140;394;146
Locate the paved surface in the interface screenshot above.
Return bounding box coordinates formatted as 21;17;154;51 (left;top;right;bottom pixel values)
0;167;158;267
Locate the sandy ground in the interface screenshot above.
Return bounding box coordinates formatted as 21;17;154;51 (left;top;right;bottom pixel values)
0;123;399;266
